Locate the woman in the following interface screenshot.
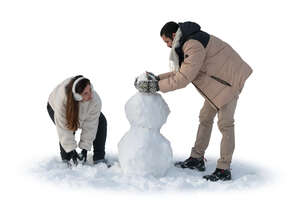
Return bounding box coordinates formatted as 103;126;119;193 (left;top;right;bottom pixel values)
47;75;108;166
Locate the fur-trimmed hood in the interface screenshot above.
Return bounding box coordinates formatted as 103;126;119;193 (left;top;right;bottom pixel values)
169;28;182;72
169;22;204;72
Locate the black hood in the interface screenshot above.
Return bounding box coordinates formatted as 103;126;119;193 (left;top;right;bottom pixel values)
178;22;201;37
175;21;210;67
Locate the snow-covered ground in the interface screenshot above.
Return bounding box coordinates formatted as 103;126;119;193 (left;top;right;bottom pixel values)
1;0;300;210
29;154;270;192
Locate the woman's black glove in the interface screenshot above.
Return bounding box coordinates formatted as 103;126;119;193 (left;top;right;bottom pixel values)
79;149;87;163
69;150;80;166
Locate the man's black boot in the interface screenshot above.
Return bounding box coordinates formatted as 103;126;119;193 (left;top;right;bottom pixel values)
203;168;231;181
175;157;206;171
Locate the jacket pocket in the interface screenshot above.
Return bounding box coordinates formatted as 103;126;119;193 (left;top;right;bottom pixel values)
210;76;232;87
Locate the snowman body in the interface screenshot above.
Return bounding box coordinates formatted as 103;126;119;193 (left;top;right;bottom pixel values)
118;91;173;177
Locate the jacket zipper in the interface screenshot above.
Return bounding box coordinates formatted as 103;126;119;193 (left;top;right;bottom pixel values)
193;84;219;111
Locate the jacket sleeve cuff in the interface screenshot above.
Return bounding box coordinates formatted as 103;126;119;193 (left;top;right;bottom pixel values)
158;72;174;80
79;140;92;151
60;141;77;153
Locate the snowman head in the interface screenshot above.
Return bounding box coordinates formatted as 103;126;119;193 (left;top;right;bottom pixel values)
125;92;170;129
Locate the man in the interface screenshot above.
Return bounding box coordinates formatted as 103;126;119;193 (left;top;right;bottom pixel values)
135;21;252;181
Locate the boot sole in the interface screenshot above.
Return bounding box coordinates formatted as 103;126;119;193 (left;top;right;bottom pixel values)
174;162;205;172
203;175;231;182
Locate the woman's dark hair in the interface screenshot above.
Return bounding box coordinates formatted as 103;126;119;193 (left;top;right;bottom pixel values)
160;21;179;40
65;75;91;131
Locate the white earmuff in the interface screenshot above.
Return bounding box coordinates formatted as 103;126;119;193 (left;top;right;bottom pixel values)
72;77;86;101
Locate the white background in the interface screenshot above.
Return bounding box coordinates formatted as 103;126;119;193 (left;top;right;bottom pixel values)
1;0;299;209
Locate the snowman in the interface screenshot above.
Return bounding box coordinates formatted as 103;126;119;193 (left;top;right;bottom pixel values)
118;72;173;177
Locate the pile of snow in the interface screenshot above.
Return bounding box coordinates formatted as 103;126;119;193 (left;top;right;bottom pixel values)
118;90;173;177
29;155;270;192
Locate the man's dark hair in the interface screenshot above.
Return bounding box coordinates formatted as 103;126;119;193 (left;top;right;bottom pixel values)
160;21;179;40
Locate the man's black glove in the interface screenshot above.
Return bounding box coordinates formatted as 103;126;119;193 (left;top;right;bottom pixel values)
69;150;80;166
134;77;138;89
79;149;87;163
135;80;159;94
146;71;160;81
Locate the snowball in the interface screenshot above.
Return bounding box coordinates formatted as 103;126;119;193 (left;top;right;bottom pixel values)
137;72;148;82
137;72;158;82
